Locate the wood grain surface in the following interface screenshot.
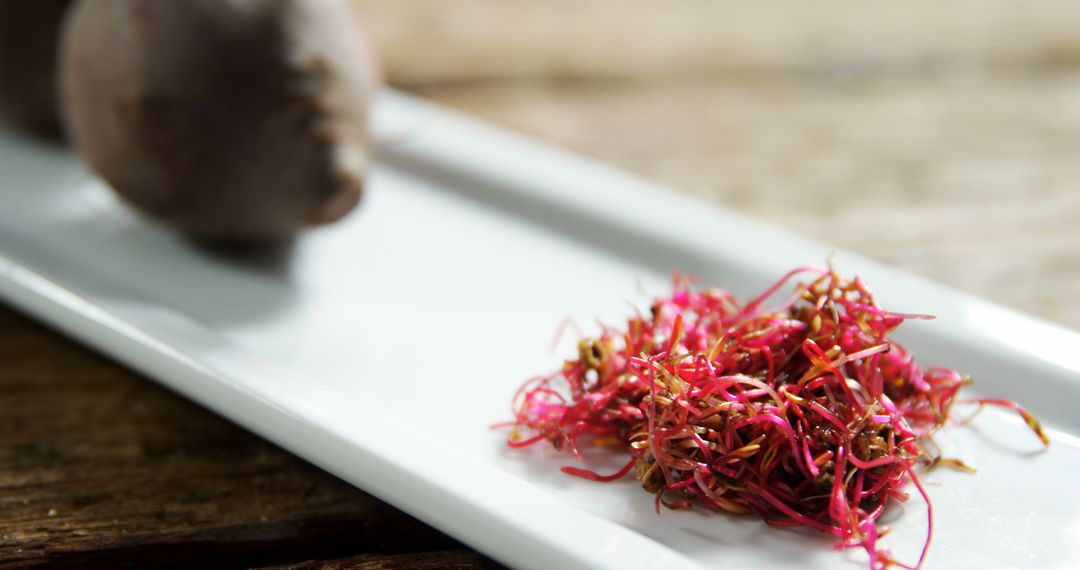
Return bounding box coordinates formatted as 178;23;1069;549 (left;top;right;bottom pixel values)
0;306;495;569
353;0;1080;331
2;1;1077;568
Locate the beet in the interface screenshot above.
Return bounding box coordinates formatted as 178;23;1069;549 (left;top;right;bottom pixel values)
60;0;379;242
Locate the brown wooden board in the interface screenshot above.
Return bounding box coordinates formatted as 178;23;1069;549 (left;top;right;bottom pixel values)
0;306;495;569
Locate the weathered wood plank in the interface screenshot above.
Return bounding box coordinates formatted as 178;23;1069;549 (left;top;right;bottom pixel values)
414;77;1080;330
0;305;482;569
354;0;1080;85
351;0;1080;331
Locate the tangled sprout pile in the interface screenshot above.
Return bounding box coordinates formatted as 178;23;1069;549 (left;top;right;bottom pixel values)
506;267;1047;569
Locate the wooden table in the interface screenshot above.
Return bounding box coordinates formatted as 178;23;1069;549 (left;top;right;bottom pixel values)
2;1;1077;567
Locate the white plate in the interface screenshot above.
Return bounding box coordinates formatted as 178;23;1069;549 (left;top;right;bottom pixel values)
1;92;1078;569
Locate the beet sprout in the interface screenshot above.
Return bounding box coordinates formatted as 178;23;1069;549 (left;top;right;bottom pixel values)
504;266;1048;569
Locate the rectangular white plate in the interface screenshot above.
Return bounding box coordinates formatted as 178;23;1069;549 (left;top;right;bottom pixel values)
1;91;1078;569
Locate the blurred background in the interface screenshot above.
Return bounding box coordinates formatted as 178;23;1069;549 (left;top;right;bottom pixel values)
355;0;1080;330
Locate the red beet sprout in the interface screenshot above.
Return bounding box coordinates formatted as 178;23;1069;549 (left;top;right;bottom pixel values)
505;266;1048;569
